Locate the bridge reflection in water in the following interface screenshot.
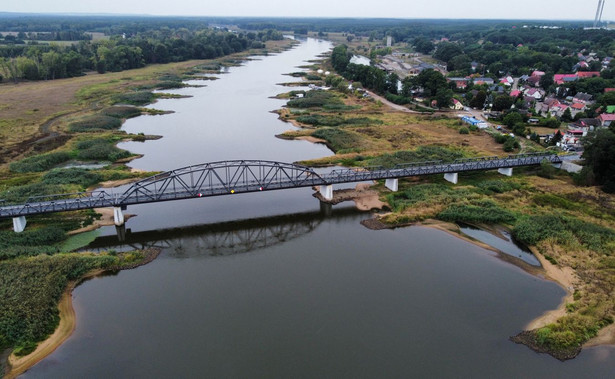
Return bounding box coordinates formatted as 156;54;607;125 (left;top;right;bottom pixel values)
86;204;360;259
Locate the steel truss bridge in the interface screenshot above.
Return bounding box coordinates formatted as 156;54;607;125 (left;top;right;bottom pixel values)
0;153;562;229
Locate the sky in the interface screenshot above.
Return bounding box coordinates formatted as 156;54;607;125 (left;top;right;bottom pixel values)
2;0;612;21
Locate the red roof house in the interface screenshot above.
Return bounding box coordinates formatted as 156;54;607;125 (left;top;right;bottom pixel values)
576;71;600;79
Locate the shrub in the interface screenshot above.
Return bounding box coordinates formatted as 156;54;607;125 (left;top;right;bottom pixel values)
78;143;130;161
9;152;71;173
287;90;341;108
113;91;155;106
312;128;362;152
438;200;517;224
100;106;141;119
156;81;184;89
477;180;521;194
459;127;469;134
69;115;122;132
42;168;103;188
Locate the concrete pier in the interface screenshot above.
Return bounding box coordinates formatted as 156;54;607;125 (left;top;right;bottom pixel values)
444;173;458;184
113;207;125;226
385;178;399;192
319;185;333;201
498;167;513;177
12;216;27;233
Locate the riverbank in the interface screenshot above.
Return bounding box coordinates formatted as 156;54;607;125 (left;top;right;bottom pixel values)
274;60;615;360
3;248;161;378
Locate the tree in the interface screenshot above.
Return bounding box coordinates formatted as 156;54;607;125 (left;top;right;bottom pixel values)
433;42;463;63
503;112;523;128
470;90;487;109
413;37;434;54
581;127;615;193
435;88;454;108
539;73;554;90
492;95;514;111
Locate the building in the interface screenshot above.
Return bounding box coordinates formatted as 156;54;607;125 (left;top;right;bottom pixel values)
461;116;488;129
598;113;615;126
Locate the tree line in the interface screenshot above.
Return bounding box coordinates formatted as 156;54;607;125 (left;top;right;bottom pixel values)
0;27;283;82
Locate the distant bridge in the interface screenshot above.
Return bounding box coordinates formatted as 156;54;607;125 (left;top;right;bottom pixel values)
0;153;562;232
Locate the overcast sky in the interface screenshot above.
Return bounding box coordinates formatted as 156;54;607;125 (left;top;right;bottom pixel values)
3;0;612;21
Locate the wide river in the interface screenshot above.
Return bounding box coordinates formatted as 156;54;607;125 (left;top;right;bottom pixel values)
24;38;615;378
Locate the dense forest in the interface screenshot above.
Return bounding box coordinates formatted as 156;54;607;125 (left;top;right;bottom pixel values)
0;15;284;81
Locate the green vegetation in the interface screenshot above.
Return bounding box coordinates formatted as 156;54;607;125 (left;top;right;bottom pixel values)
76;138;131;161
9;152;71;173
287;90;342;108
312;128;362;152
0;253;145;356
513;214;615;254
368;146;465;168
296;114;381;127
113;91;156;106
0;227;67;260
42;168;103;188
68;115;122;132
100;106;142;119
438;200;517;224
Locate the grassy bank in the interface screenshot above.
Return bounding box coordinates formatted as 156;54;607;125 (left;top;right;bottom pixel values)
277;66;615;359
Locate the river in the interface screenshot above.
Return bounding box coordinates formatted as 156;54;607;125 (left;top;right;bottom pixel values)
23;38;615;378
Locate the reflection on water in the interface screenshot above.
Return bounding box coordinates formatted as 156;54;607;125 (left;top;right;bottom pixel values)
460;225;540;266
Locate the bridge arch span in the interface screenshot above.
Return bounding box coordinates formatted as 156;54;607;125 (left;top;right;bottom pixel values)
119;160;327;204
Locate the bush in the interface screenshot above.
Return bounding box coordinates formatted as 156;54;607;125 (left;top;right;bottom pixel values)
100;106;141;119
287;90;341;108
312;128;362;152
9;152;71;173
513;214;615;254
69;115;122;132
113;91;155;106
459;127;469;134
42;168;103;188
0;182;65;203
156;81;184;89
477;180;521;194
438;200;517;224
77;143;130;162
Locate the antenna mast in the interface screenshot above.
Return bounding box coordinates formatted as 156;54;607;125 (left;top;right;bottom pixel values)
595;0;606;28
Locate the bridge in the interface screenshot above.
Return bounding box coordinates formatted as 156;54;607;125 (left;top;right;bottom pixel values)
0;152;562;232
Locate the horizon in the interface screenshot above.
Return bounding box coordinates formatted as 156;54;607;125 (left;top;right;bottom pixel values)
0;0;611;22
0;11;610;24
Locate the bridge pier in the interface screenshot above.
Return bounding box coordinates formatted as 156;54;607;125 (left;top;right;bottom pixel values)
113;206;125;226
12;216;27;233
385;178;398;192
319;201;333;217
115;224;127;242
444;173;458;184
319;185;333;201
498;167;513;177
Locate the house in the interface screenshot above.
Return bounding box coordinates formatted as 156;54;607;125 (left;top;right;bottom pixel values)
572;118;601;132
524;88;544;100
531;70;545;77
573;61;590;71
451;98;464;110
461;116;488;128
598;113;615;126
605;88;615;93
554;74;578;85
571;103;586;112
510;90;522;98
573;92;593;104
448;77;469;90
471;61;479;72
473;77;494;85
576;71;600;79
527;76;541;87
500;76;514;86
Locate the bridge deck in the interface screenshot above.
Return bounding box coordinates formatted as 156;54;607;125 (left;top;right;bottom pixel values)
0;153;562;219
